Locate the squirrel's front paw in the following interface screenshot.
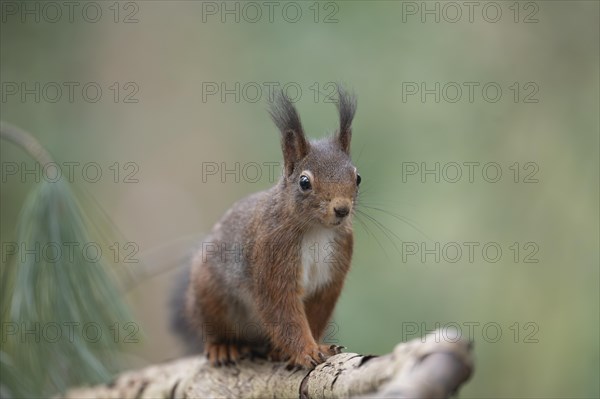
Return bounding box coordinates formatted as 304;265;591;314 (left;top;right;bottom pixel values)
286;345;327;369
205;342;246;367
319;343;345;356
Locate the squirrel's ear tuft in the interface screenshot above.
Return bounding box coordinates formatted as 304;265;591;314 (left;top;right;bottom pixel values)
335;84;357;154
268;90;309;177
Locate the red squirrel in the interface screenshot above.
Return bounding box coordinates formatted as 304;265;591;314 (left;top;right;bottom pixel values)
179;85;359;369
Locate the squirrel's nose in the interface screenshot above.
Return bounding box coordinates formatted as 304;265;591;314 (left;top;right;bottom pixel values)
334;206;350;218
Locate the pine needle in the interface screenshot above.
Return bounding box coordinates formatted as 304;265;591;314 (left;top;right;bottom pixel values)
1;123;136;398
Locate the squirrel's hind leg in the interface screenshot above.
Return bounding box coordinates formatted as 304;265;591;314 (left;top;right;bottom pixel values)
187;261;254;366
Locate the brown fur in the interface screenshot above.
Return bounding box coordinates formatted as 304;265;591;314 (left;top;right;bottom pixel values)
184;85;359;368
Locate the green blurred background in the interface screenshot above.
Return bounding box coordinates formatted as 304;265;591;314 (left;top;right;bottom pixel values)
1;1;598;397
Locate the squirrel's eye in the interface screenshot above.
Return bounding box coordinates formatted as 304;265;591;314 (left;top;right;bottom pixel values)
299;175;312;191
356;174;362;186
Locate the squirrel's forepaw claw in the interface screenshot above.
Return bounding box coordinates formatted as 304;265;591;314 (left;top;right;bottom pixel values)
318;351;327;362
319;343;344;356
206;343;242;367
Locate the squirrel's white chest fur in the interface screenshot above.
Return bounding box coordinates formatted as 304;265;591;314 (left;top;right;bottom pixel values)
300;226;337;297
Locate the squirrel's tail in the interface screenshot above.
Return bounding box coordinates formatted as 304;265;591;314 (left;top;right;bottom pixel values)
170;266;204;354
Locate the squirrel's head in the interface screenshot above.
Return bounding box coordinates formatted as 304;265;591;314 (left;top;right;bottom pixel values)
269;85;359;228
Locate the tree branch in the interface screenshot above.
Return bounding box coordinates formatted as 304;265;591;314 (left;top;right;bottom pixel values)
62;329;474;399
